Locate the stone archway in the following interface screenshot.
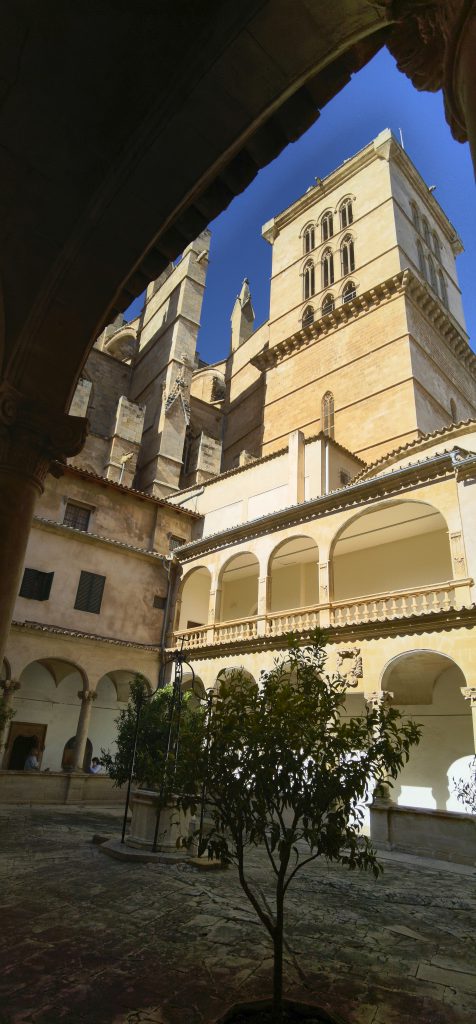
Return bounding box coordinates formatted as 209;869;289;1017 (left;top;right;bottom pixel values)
381;650;471;811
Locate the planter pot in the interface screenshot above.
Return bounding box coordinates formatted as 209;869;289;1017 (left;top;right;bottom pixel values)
128;789;193;852
215;999;346;1023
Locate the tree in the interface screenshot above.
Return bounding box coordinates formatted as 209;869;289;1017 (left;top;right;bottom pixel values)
101;676;203;798
190;635;421;1022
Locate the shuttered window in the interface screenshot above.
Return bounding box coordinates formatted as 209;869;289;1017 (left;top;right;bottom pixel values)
74;571;105;614
19;568;54;601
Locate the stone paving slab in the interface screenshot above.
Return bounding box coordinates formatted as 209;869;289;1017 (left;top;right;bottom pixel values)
0;804;475;1024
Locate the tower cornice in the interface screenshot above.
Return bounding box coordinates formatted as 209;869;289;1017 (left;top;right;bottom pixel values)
250;269;475;378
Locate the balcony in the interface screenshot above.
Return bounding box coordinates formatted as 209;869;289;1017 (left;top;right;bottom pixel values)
173;578;472;650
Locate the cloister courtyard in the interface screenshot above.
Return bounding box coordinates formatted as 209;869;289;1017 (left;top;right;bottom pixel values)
1;803;475;1024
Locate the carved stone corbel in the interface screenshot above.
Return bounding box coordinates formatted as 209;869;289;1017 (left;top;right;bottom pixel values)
0;382;88;490
336;646;363;687
378;0;475;143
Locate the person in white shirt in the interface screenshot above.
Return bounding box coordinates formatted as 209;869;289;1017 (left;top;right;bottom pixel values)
24;747;40;771
89;757;102;774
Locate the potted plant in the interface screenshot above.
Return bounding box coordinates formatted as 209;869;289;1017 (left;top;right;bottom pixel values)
185;634;421;1023
102;676;203;850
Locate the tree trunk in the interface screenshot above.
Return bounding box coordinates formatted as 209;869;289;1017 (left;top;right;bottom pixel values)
272;884;285;1021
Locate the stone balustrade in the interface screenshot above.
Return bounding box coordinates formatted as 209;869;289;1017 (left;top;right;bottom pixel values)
173;578;472;650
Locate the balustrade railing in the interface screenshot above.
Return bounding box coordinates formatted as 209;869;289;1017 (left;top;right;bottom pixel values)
330;579;471;627
266;605;322;636
173;579;472;648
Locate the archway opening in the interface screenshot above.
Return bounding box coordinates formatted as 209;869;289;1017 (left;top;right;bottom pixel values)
219;553;259;622
3;659;86;772
381;650;470;811
177;567;212;631
269;537;319;613
332;502;452;603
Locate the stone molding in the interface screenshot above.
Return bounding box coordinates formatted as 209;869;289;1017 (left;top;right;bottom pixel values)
250;270;474;376
0;382;87;490
32;515;167;565
176;449;458;562
169;604;476;660
10;619;162;652
384;0;475;143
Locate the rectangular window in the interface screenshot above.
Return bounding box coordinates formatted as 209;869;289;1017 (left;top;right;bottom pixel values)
19;568;54;602
340;470;351;486
169;535;186;552
153;594;167;610
63;502;91;531
74;571;105;614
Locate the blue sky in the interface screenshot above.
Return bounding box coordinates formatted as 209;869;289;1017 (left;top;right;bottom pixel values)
126;48;475;363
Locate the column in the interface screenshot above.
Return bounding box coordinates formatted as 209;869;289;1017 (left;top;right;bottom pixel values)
0;679;20;764
257;575;269;636
207;587;221;643
71;690;97;771
365;690;395;803
319;560;330;628
461;687;476;751
388;1;476;178
0;382;87;665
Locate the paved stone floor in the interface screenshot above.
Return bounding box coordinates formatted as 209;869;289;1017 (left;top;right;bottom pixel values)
1;804;475;1024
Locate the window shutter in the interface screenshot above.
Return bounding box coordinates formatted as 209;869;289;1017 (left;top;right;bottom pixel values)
19;568;54;601
74;571;106;614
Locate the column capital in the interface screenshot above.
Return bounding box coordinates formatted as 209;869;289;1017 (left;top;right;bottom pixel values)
0;382;88;490
77;689;97;702
0;678;20;694
365;690;394;708
461;686;476;706
385;0;474;143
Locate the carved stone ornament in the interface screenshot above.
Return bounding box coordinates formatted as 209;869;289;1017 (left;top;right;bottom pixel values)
0;382;87;490
365;690;394;708
77;690;98;703
379;0;475;142
336;646;363;687
461;686;476;707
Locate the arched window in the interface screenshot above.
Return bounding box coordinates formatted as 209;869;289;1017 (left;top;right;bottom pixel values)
450;398;457;423
341;235;355;277
303;260;315;299
438;269;448;307
411;201;420;231
322;248;334;289
427;254;437;291
417;240;427;280
303;225;315;254
302;305;314;328
432;231;441;260
342;281;356;304
321;211;333;242
322;294;335;316
322;391;334;438
422;217;430;246
340;198;353;229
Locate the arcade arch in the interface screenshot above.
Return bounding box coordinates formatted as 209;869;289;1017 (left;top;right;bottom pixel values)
268;536;319;613
176;566;212;631
331;501;453;604
219;553;260;622
381;650;471;812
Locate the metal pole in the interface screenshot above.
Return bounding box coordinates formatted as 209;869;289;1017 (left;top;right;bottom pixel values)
121;692;144;844
197;690;214;857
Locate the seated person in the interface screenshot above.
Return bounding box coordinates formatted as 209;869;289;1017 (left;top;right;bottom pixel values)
88;757;102;774
24;746;40;771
